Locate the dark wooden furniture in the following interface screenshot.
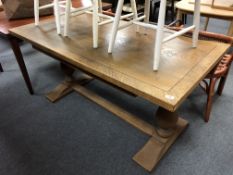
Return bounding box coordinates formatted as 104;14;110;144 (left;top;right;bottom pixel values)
151;0;177;22
0;11;51;94
10;13;230;171
0;2;4;73
0;62;3;72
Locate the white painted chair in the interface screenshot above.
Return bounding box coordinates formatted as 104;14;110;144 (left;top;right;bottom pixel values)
34;0;64;34
108;0;201;71
34;0;113;48
63;0;114;48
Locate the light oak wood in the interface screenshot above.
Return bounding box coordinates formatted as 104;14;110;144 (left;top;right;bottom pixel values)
177;0;233;19
189;0;233;9
48;67;188;171
175;0;233;20
73;83;156;136
204;17;209;30
176;0;233;35
133;117;188;172
9;14;230;111
46;67;93;102
228;21;233;36
46;80;74;102
8;14;230;171
44;64;188;171
211;0;233;11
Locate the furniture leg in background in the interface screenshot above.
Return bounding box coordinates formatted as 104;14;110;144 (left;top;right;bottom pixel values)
0;62;3;72
204;17;209;31
227;20;233;36
176;8;182;25
8;36;34;94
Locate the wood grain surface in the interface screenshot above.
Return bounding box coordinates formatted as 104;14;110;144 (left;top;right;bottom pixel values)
9;14;230;111
177;0;233;19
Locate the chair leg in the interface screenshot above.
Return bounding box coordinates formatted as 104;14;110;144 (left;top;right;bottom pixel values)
182;14;187;24
130;0;139;32
93;0;99;48
149;0;153;22
64;0;71;37
217;68;231;95
171;0;175;21
192;0;200;48
34;0;39;26
0;62;3;72
152;3;158;22
54;0;61;35
153;0;167;71
144;0;150;24
108;0;124;53
98;0;103;14
204;17;209;31
204;78;217;122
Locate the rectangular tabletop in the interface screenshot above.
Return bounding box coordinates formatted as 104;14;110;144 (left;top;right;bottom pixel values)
9;14;230;111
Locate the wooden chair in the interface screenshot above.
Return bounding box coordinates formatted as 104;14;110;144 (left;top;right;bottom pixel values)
63;0;114;48
188;31;233;122
200;48;233;122
34;0;63;34
63;0;97;47
34;0;113;48
169;25;233;122
108;0;201;71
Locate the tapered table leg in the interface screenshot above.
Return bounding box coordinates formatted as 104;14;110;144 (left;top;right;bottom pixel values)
9;36;34;94
133;107;188;172
0;62;3;72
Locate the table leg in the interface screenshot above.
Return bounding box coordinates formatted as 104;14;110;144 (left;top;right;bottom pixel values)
46;63;93;102
45;67;189;171
176;9;182;26
227;20;233;36
0;62;3;72
133;107;188;172
204;17;209;31
171;0;175;21
9;37;34;94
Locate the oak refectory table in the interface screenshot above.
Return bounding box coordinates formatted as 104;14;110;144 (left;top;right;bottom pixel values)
9;14;230;171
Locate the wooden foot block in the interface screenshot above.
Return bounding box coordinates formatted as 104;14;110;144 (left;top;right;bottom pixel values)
46;76;93;103
46;82;73;103
133;117;188;172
